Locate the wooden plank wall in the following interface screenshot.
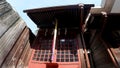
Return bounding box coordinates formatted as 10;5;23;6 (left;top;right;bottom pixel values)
89;31;115;68
109;30;120;67
0;0;33;68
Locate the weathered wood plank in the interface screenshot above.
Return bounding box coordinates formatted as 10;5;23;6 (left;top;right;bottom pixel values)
112;48;120;66
89;30;97;45
97;63;115;68
93;48;106;57
0;2;12;16
24;45;32;68
0;10;15;21
9;28;29;67
0;18;26;65
17;41;31;68
24;47;32;68
0;0;6;3
0;10;19;37
0;1;32;68
81;32;91;68
104;42;120;67
23;42;31;62
93;50;109;62
90;33;116;67
2;28;29;68
90;35;100;50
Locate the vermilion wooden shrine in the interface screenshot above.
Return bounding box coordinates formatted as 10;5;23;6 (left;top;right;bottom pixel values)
24;4;94;68
24;4;120;68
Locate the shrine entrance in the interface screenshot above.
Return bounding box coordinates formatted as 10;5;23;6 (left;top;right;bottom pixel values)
28;28;81;68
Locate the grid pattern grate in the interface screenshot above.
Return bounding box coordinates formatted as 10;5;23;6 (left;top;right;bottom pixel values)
32;38;79;62
56;39;79;62
32;39;52;62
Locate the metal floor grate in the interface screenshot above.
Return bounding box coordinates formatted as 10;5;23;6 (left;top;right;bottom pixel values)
56;39;79;62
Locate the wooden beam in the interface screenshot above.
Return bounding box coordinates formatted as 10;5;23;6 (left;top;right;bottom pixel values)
100;39;119;68
77;34;86;68
79;3;84;32
81;32;91;68
83;13;91;32
90;0;115;14
100;12;107;34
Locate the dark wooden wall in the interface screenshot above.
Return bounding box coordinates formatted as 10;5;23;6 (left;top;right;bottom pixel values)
84;13;120;68
0;0;33;67
89;31;115;68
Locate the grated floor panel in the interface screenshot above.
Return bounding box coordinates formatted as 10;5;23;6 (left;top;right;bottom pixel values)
56;39;79;62
32;39;52;62
32;39;79;63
